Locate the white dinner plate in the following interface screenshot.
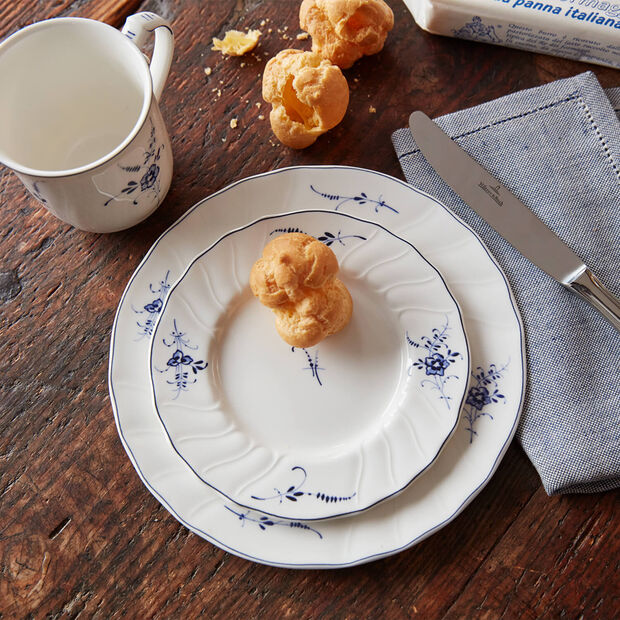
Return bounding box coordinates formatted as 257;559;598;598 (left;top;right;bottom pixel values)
149;210;470;521
109;166;525;568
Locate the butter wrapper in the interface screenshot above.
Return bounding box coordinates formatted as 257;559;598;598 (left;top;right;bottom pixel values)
403;0;620;69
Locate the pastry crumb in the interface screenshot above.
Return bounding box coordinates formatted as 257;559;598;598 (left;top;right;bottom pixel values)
369;105;376;113
230;118;238;129
296;32;310;40
255;102;261;108
212;29;261;56
204;67;212;76
258;114;265;120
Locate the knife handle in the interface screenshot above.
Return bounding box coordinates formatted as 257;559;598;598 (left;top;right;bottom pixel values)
567;268;620;333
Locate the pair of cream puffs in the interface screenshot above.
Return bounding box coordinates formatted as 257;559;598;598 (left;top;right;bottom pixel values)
263;0;394;149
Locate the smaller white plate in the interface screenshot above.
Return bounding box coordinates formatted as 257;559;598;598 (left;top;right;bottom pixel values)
149;210;470;521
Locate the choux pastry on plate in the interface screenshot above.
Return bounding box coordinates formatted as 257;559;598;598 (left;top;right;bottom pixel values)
249;232;353;348
262;49;349;149
300;0;394;69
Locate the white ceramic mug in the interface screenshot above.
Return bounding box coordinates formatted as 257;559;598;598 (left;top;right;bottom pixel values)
0;12;174;233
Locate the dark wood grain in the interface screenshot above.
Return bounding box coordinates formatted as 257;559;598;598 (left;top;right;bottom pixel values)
1;0;618;617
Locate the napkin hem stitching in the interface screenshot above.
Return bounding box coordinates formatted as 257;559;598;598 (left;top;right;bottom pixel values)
398;92;580;160
576;95;620;185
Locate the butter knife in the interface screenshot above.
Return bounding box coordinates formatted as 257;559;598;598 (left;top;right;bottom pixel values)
409;111;620;333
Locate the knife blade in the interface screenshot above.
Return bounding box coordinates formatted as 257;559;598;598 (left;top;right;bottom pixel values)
409;110;620;332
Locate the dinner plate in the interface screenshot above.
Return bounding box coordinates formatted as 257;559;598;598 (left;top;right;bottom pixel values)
109;166;525;568
149;210;469;521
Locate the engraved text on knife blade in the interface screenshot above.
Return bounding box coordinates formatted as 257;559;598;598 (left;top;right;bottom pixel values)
478;182;503;206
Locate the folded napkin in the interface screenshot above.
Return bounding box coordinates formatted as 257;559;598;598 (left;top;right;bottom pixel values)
392;72;620;495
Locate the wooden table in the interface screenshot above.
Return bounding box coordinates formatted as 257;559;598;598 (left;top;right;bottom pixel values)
1;1;618;617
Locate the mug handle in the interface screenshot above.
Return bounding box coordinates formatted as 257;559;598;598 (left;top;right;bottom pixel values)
121;12;174;101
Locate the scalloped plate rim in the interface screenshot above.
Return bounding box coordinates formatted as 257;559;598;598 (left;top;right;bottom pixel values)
108;165;526;568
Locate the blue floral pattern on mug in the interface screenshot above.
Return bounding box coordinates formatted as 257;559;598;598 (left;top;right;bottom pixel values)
97;119;165;207
464;362;508;442
155;319;208;399
30;181;48;205
406;318;462;409
140;163;160;191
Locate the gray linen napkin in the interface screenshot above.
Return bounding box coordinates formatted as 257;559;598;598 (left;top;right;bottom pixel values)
392;71;620;495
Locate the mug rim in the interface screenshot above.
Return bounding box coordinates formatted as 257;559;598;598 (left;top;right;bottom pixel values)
0;17;154;179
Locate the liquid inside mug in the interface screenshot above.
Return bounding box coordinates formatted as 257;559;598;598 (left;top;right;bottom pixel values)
0;12;174;233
